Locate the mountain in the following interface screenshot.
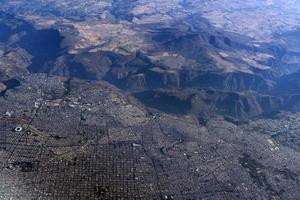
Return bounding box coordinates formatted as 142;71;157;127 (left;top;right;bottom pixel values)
1;1;300;199
1;1;300;118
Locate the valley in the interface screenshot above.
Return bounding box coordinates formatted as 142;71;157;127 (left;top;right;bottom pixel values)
0;1;300;199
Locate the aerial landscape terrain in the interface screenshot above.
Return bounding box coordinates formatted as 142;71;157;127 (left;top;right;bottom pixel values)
0;0;300;199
